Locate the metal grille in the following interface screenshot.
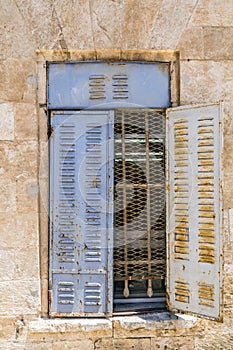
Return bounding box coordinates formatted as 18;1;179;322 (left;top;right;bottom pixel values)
114;109;166;299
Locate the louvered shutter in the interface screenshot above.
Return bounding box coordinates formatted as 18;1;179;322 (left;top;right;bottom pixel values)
167;104;222;320
49;110;114;317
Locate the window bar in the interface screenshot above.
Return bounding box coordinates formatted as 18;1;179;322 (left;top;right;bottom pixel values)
122;113;129;298
145;115;153;297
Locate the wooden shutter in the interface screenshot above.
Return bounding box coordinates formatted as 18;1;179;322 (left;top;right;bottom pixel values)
167;104;222;320
49;111;114;317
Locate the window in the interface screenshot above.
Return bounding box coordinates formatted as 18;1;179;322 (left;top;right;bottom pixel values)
48;62;222;320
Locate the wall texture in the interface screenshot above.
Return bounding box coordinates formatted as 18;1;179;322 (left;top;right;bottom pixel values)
0;0;233;349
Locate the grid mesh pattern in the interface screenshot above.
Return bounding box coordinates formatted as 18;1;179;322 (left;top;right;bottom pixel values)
113;110;166;283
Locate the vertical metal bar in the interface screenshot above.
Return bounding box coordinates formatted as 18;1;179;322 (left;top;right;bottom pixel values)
107;110;114;315
145;115;153;297
122;112;129;298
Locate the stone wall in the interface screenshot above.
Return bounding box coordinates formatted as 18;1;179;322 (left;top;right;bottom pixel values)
0;0;233;349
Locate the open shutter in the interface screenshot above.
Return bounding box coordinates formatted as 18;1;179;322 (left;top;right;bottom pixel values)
49;110;114;317
167;103;222;320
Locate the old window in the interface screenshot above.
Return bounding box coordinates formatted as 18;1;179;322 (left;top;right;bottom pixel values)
48;62;222;320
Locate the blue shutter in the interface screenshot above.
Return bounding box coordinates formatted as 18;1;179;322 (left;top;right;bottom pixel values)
49;111;114;317
167;103;222;320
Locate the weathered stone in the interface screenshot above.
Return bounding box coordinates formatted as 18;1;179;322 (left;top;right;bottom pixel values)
0;59;36;103
16;141;38;180
52;0;94;50
203;27;233;60
0;180;17;213
95;337;150;350
180;61;224;104
113;313;198;338
190;0;233;26
178;27;204;60
0;142;17;180
151;336;194;350
14;103;38;141
148;0;197;49
12;247;39;280
28;318;112;341
0;280;40;316
0;103;14;141
26;340;94;350
0;0;35;59
16;178;39;213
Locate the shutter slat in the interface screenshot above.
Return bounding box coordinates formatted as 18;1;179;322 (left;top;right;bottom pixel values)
167;104;222;320
50;111;114;316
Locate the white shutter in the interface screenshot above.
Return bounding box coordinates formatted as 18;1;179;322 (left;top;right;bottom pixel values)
49;111;114;317
167;103;222;320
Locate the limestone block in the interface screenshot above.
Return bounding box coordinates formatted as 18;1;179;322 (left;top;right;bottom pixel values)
95;338;150;350
40;278;49;317
151;336;194;350
0;280;40;316
113;313;198;338
190;0;233;27
26;340;94;350
0;213;38;249
14;103;38;141
224;135;233;178
204;27;233;60
0;142;17;180
52;0;94;49
223;102;233;137
16;213;39;247
38;108;48;143
0;214;16;248
28;318;112;341
223;176;233;209
90;0;157;50
0;317;19;342
229;209;233;242
16;178;39;214
0;59;36;103
16;141;38;180
0;0;35;58
148;0;197;50
195;333;233;350
0;180;16;213
1;250;37;288
180;61;223;104
0;103;14;141
0;343;26;350
13;0;65;50
178;27;204;60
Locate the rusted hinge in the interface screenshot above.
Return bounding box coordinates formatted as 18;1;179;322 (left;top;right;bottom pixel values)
48;125;54;138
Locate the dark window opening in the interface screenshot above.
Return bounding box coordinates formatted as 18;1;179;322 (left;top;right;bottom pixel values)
113;109;166;312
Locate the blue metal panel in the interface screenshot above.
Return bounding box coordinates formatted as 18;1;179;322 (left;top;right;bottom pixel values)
48;62;170;109
49;110;114;316
167;103;222;320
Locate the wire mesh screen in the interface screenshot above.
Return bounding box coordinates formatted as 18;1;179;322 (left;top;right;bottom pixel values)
114;109;166;299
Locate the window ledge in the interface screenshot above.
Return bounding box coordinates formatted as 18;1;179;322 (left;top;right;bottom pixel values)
111;312;197;330
28;312;197;337
29;318;112;334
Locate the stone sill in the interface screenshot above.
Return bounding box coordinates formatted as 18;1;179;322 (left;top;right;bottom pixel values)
28;312;197;335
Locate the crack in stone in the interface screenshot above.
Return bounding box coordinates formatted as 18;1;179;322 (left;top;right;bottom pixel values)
88;0;97;54
175;0;200;50
51;0;68;50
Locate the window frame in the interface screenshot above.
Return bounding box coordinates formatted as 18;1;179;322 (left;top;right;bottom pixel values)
37;50;180;318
